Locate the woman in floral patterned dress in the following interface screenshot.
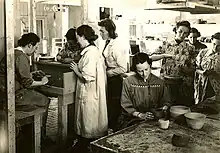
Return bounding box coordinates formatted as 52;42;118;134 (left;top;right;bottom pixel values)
194;32;220;109
152;21;196;106
188;27;207;55
56;28;81;63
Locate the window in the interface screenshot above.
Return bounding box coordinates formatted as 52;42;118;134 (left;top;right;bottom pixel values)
129;25;136;38
36;19;43;39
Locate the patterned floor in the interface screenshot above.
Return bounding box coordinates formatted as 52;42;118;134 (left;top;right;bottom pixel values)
46;97;58;141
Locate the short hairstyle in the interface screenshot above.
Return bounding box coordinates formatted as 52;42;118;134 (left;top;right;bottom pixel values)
98;18;118;39
212;32;220;40
65;28;77;41
173;20;191;36
190;27;201;37
76;25;98;45
18;33;40;47
131;52;152;71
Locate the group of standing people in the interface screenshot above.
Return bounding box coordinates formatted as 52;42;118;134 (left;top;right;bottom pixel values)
67;19;129;152
0;18;128;153
151;20;220;111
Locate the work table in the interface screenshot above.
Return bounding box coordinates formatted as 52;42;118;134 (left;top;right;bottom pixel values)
91;118;220;153
34;61;76;144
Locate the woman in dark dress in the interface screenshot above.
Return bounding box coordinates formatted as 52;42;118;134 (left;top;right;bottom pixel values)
0;33;50;140
119;53;171;130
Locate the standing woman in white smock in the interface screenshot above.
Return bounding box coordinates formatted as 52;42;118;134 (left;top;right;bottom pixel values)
70;25;108;152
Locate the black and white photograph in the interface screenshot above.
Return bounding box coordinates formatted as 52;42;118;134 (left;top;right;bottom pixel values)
0;0;220;153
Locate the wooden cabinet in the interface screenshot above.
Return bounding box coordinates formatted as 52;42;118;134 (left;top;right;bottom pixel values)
36;61;76;144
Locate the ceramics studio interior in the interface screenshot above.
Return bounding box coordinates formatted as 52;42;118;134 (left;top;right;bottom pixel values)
1;0;220;153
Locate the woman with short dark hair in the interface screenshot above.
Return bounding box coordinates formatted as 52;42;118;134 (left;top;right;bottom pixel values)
0;32;50;142
0;32;48;105
188;27;207;55
98;18;129;131
98;18;117;39
56;28;81;63
119;52;171;130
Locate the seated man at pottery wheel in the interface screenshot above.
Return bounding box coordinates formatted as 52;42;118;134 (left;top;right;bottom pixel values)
118;53;172;130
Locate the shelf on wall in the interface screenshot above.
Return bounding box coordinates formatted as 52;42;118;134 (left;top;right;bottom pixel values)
145;1;220;14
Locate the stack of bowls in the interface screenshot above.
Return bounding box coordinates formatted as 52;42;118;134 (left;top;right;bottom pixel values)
170;106;190;119
184;112;206;130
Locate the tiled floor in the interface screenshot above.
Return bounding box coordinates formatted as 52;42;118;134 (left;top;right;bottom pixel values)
46;97;58;142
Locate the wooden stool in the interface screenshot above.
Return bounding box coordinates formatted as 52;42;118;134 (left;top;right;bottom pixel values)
16;107;45;153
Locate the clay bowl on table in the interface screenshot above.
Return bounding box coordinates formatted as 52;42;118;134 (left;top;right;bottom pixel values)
38;56;55;62
170;106;190;119
184;112;206;130
164;75;183;83
151;108;164;119
172;133;190;147
164;75;183;80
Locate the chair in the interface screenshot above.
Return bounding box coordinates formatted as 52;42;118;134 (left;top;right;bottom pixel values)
16;106;45;153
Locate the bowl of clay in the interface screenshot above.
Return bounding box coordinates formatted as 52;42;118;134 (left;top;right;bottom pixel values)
184;112;206;130
151;108;164;119
170;105;190;119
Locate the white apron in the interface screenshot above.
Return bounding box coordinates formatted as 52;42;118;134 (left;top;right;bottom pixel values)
74;45;108;138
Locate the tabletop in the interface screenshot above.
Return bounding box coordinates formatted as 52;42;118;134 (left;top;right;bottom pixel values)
91;118;220;153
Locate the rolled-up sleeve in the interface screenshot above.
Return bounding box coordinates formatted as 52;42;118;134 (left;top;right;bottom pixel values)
107;43;128;77
121;78;136;114
16;55;33;88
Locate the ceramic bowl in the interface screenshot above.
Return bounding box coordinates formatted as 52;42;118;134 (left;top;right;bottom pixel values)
170;106;190;119
38;56;55;62
164;75;183;83
151;108;164;119
172;134;190;147
184;112;206;130
164;75;183;80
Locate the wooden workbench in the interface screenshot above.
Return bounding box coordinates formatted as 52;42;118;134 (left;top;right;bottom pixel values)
91;118;220;153
35;61;76;144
